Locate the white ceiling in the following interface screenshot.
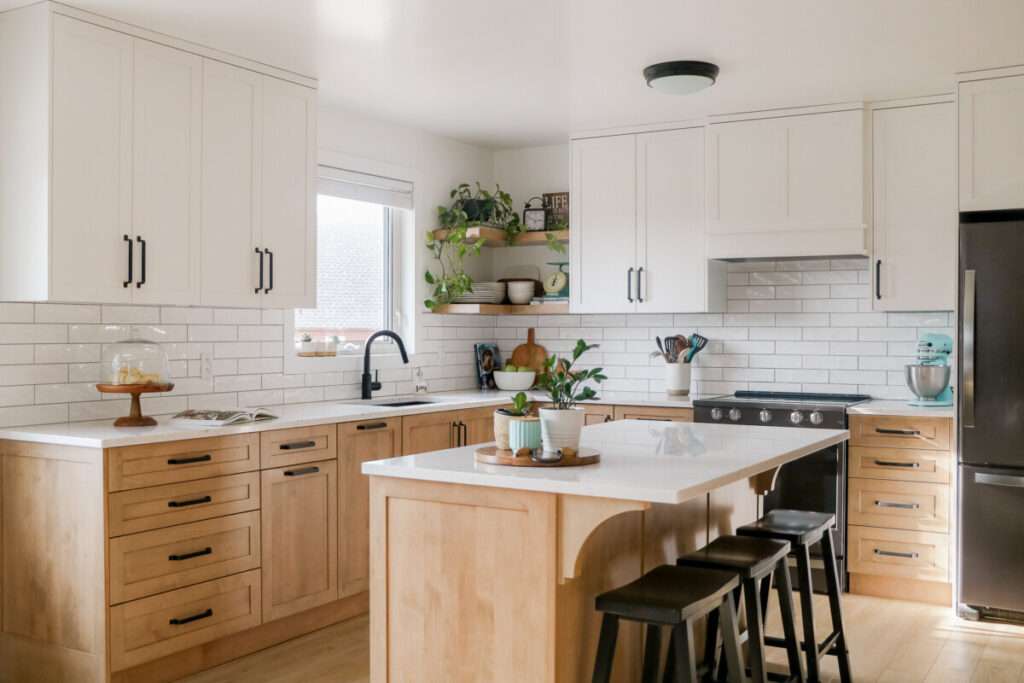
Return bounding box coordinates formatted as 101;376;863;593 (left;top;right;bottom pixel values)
7;0;1024;148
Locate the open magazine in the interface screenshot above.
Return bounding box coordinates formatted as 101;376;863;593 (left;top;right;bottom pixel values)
172;408;278;427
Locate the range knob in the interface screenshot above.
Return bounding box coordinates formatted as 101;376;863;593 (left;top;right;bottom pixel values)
759;409;773;424
728;408;742;422
789;410;805;425
809;411;824;426
710;407;724;421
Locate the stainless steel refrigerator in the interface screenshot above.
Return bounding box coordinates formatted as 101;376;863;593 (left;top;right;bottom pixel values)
958;208;1024;621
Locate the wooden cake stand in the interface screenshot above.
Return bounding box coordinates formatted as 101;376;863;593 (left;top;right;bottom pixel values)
95;383;174;427
475;446;600;468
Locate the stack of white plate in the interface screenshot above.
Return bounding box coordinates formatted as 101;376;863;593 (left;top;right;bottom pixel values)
453;282;506;304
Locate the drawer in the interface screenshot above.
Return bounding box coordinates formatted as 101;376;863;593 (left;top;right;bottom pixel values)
849;446;952;484
109;511;260;604
260;424;336;469
612;406;693;422
848;477;949;533
109;569;261;671
109;434;259;491
848;525;949;582
108;472;260;536
849;415;952;451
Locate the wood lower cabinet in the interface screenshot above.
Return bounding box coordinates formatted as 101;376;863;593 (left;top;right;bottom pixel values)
401;406;502;455
612;405;693;422
582;404;615;425
460;405;499;446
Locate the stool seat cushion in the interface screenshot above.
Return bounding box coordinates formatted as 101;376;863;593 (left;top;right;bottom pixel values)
677;534;791;578
737;509;835;546
595;564;739;625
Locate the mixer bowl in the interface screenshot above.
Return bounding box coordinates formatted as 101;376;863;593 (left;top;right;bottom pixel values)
905;364;951;400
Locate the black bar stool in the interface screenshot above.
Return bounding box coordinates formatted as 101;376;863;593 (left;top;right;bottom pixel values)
592;564;745;683
677;534;805;683
737;510;852;683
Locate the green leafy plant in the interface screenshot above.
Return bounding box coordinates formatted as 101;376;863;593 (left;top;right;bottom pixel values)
537;340;607;410
497;391;531;417
424;207;484;311
545;231;567;254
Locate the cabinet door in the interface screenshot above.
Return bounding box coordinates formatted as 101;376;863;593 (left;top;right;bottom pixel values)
261;459;338;621
461;406;499;446
130;39;202;305
338;418;401;598
612;406;693;422
959;74;1024;211
583;404;615;425
50;15;133;303
637;128;707;312
200;60;261;307
707;117;787;232
260;76;317;309
570;135;637;313
401;411;456;455
872;102;955;311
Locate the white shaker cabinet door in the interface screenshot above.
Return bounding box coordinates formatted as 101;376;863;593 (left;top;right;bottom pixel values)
959;74;1024;211
130;39;202;305
872;102;956;311
260;76;317;310
570;135;638;313
50;15;133;303
200;60;262;308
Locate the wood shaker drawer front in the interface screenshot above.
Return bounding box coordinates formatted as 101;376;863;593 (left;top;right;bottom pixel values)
260;424;336;469
612;406;694;422
849;415;952;451
109;434;259;491
849;446;952;484
109;569;262;671
109;512;261;604
108;471;260;536
848;526;949;582
848;478;949;533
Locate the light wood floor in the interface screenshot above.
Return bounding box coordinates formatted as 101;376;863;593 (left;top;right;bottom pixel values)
180;594;1024;683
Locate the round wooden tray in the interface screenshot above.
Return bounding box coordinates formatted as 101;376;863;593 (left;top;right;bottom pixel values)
475;446;600;468
95;383;174;427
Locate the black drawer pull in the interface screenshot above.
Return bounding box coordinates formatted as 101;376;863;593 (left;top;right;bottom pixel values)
874;500;920;510
279;440;317;450
169;608;213;626
168;495;212;508
874;548;918;560
873;460;921;469
167;454;212;466
357;422;389;431
874;428;921;436
168;547;213;562
284;466;320;477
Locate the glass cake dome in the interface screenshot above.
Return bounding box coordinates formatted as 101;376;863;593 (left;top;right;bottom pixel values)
101;339;172;386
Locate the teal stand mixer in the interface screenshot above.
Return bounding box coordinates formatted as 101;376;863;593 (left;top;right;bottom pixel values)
905;332;953;407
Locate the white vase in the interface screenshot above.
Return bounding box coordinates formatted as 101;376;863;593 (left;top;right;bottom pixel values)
665;361;691;396
539;407;585;454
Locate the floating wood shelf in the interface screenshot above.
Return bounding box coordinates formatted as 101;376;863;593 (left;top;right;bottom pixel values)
431;302;569;315
431;226;569;247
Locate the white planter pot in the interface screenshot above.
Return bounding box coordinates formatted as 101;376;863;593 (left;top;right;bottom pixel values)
665;361;691;396
538;407;585;454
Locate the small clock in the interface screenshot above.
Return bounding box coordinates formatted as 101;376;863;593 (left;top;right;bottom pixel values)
543;262;570;298
523;197;546;232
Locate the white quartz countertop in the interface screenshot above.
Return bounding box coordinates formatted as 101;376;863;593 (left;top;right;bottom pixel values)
362;420;849;504
847;400;954;419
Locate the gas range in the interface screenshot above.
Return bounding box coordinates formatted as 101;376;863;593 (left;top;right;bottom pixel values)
693;391;870;429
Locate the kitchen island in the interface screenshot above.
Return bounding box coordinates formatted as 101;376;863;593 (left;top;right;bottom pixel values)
362;419;848;683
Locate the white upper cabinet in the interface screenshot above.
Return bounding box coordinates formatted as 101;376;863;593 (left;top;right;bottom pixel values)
706;107;868;259
872;101;956;312
958;71;1024;211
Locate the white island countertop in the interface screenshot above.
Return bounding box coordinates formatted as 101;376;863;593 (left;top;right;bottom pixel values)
362;420;848;504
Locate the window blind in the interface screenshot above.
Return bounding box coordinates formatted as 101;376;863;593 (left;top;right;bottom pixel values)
317;166;413;210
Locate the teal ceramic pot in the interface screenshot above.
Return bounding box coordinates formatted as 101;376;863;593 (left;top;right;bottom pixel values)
508;416;542;453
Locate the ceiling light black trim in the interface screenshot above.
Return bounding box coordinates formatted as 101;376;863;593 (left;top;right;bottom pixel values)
643;60;719;88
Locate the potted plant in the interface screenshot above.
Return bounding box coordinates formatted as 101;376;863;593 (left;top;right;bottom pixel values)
424;207;484;311
493;391;530;451
536;340;607;457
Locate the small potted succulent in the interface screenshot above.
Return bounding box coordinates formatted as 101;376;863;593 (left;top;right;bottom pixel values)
536;340;606;458
493;391;529;450
493;392;541;455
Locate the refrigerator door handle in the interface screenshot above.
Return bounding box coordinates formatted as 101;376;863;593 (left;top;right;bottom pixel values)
963;269;976;428
975;471;1024;488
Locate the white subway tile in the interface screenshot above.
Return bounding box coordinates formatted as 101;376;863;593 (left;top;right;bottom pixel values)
749;328;802;341
858;327;917;342
237;390;283;407
749;300;802;313
775;285;830;299
214;342;263;359
803;328;858;341
0;386;36;407
829;258;869;271
0;404;67;427
0;303;34;323
35;383;100;404
830;341;885;355
749;355;803;369
285;387;324;403
674;314;724;327
802;299;859;313
886;312;950;327
722;368;774;382
830;370;887;385
69;363;101;382
750;271;801;285
1;323;68;343
34;344;99;363
775;313;830;327
775;369;829;383
830;284;870;298
35;304;100;323
102;305;160;324
776;341;830;355
68;324;128;343
0;364;67;386
724;313;775;327
803;355;858;370
262;373;306;389
830;313;887;327
728;286;775;300
727;273;749;285
161;307;214;324
0;345;36;365
215;375;262;392
214;308;263;325
189;325;238;342
777;260;829;271
801;270;859;284
727;300;750;313
238;325;284;341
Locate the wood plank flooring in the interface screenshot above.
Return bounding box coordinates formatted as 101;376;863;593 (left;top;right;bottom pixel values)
179;594;1024;683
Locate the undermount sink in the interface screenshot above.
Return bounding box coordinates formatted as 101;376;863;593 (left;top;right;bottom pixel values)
340;395;445;408
372;400;436;407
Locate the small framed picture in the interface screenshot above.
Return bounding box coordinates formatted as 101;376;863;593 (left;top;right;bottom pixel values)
475;343;503;390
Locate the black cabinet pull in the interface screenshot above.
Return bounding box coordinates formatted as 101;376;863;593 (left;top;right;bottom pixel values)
266;248;274;293
255;247;264;293
279;440;316;450
636;267;644;303
167;495;212;508
875;259;881;299
874;548;918;560
284;466;320;477
169;608;213;626
167;454;212;465
136;236;147;288
874;500;920;510
875;428;920;436
123;234;133;287
168;547;213;562
873;459;920;469
626;267;634;303
357;422;388;431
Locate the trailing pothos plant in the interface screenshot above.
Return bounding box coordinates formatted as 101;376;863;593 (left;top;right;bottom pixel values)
536;340;607;410
424;205;483;311
447;182;523;244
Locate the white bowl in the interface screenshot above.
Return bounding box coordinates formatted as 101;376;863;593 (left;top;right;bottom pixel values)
493;370;535;391
507;280;535;305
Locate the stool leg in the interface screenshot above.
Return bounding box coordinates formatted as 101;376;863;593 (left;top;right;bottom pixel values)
701;606;720;682
821;529;852;683
717;596;745;683
592;613;619;683
643;624;662;683
775;560;806;683
794;545;820;683
743;577;768;683
716;586;743;683
671;621;699;683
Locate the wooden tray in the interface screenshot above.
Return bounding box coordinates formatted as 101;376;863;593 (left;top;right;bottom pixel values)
474;446;600;468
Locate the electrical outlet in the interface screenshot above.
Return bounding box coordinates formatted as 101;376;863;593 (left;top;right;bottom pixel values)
200;353;213;381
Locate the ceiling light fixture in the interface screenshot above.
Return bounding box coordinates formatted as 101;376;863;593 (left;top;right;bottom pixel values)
643;60;719;95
